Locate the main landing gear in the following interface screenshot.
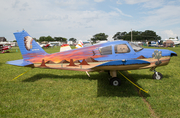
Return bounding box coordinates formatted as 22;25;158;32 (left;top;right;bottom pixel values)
108;70;121;86
150;67;163;80
107;68;163;86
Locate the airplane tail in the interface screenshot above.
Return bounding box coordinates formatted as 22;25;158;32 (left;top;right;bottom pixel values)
14;30;47;59
75;40;83;48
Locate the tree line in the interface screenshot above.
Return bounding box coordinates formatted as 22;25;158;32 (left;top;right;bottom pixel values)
33;36;77;43
91;30;161;43
13;30;161;43
113;30;161;41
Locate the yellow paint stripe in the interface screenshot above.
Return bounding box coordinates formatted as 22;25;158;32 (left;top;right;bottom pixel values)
11;69;31;81
118;71;148;93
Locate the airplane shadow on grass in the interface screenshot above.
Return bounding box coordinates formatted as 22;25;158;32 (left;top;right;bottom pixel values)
22;72;170;98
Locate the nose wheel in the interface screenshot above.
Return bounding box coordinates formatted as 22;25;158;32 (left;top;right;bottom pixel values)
152;72;163;80
150;67;163;80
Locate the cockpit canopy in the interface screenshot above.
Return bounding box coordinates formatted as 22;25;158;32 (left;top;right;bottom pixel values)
99;41;143;55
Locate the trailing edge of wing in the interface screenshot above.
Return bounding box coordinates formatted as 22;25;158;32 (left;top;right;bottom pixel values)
6;59;34;67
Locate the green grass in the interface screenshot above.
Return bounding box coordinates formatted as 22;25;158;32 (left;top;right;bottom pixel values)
0;46;180;117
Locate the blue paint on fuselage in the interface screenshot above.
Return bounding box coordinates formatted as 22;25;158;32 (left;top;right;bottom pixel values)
93;40;177;61
136;48;176;58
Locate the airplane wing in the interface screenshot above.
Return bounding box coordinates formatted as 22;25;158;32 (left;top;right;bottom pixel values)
90;59;150;71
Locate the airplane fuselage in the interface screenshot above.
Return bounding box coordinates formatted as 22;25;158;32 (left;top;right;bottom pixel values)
24;41;176;72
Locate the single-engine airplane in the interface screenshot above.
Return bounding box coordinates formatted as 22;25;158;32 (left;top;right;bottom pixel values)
7;30;177;86
1;44;12;53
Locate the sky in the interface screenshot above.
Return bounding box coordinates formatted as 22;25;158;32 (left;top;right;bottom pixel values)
0;0;180;41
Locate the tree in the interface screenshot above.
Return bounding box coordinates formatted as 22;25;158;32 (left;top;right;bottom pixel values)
113;30;161;41
141;30;160;41
54;37;61;41
91;33;108;43
39;36;46;42
69;38;77;43
45;36;54;41
39;36;67;42
113;31;127;40
169;37;175;39
54;37;67;43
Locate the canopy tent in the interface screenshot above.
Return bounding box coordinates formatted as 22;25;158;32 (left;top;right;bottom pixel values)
163;40;174;47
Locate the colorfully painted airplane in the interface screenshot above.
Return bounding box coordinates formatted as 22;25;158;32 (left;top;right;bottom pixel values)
7;30;177;86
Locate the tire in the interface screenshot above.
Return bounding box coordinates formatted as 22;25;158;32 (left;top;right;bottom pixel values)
110;77;121;86
152;72;163;80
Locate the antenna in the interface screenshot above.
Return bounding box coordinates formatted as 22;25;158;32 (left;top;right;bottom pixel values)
131;29;133;42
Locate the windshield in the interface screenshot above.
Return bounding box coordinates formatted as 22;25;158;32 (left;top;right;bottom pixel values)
129;42;143;52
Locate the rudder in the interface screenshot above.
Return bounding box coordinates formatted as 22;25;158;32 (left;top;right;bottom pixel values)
14;30;47;59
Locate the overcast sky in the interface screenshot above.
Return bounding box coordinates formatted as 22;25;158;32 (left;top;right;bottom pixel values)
0;0;180;41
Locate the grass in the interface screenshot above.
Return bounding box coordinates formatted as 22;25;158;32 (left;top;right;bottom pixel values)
0;46;180;117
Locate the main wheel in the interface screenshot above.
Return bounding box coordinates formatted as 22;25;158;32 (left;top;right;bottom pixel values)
152;72;163;80
110;77;121;86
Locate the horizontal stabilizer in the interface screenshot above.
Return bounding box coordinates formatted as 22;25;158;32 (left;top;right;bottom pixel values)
6;59;34;67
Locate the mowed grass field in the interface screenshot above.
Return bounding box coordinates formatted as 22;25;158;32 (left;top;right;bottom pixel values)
0;46;180;118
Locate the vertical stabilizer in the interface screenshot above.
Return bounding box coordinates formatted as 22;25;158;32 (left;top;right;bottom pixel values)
76;40;83;48
14;30;47;59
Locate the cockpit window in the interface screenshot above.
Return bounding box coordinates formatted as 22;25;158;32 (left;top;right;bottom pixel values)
99;46;112;55
114;44;130;54
129;42;143;52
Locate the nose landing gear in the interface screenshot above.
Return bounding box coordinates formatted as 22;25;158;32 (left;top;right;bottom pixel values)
152;72;163;80
150;67;163;80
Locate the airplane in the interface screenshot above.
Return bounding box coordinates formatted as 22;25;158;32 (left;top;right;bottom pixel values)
37;42;51;48
60;40;83;52
0;44;12;53
75;40;84;49
60;44;71;52
7;30;177;86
